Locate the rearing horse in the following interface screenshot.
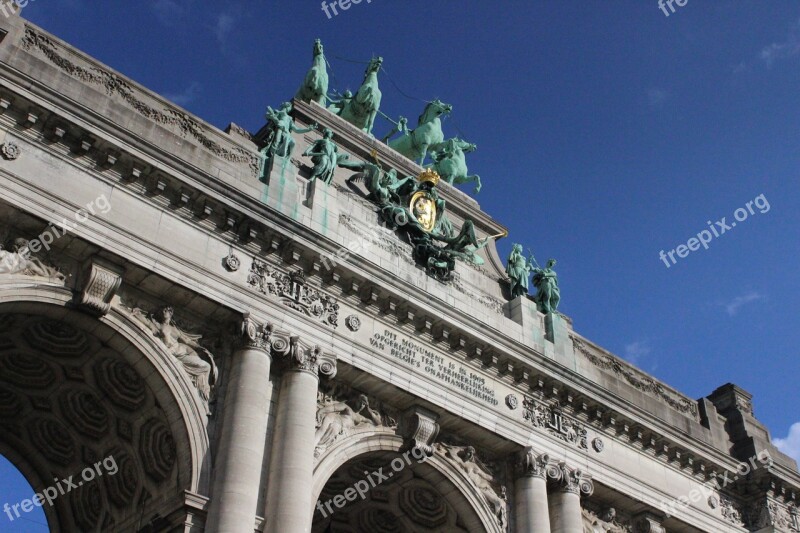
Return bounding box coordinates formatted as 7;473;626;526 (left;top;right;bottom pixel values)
340;57;383;135
295;39;329;106
428;138;482;194
384;99;452;165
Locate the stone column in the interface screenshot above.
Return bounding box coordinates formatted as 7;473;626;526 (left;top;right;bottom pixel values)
264;338;337;533
548;462;593;533
206;314;273;533
514;448;551;533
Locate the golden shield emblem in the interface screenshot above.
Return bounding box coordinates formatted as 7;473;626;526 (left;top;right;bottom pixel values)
409;191;437;233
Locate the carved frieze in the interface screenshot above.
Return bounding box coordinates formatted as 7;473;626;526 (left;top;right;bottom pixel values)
247;260;339;328
522;396;588;450
573;338;698;418
20;26;261;178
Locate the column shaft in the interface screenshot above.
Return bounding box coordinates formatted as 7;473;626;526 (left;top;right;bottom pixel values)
548;489;582;533
264;369;319;533
206;346;272;533
515;475;551;533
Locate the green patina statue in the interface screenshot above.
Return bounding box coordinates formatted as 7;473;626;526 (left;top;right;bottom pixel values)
384;100;452;165
532;258;560;314
346;159;486;281
327;90;352;116
295;39;329;106
260;102;317;180
303;128;349;185
506;244;533;298
339;57;383;135
429;138;482;194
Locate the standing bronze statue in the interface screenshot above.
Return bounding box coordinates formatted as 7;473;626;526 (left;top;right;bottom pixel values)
532;257;560;314
506;244;533;298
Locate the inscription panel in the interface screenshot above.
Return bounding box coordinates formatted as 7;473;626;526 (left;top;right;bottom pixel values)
370;329;499;406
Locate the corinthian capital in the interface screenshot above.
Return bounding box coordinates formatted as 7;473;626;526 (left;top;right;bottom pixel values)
548;461;594;496
239;312;272;351
519;447;550;479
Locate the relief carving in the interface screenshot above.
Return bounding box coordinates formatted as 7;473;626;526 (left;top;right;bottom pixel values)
21;26;261;178
522;397;588;450
315;385;397;458
0;238;65;281
582;507;631;533
573;338;698;418
128;306;218;408
434;442;507;530
247;260;339;328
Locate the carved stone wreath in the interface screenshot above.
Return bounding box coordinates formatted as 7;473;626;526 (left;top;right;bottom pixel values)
247;260;338;328
1;141;20;160
505;394;518;410
345;315;361;332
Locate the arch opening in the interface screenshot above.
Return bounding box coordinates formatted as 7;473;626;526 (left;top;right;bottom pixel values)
0;303;209;531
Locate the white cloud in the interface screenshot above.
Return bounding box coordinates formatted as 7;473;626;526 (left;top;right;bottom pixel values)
760;19;800;67
163;82;201;107
214;13;236;44
774;423;800;465
624;340;651;366
151;0;187;26
725;291;764;316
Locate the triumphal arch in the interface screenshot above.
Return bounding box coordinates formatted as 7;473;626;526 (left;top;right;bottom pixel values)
0;14;798;533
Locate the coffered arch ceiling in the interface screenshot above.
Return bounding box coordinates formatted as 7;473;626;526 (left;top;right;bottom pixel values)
0;296;210;531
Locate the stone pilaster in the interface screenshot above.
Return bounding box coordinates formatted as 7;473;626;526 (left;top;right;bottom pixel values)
206;314;274;533
264;337;337;533
547;462;593;533
514;447;552;533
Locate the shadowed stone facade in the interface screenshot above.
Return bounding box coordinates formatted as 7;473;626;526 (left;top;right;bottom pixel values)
0;14;798;533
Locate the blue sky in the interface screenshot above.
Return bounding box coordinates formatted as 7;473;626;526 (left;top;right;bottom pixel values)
3;1;800;529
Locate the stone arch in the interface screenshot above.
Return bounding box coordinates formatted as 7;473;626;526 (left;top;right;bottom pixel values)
312;429;503;533
0;281;210;531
